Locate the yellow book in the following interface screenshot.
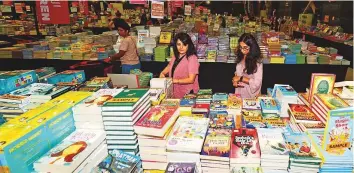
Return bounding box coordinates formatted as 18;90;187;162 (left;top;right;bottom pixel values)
159;32;172;44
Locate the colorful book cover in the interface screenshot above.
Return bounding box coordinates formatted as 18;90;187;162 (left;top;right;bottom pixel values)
257;128;289;157
208;111;234;128
322;107;353;156
103;89;149;107
180;98;195;107
242;98;261;110
212;93;228;102
183;94;197;100
272;84;289;98
277;85;298;97
135;106;178;129
260;98;279;113
261;113;285;128
309;73;336;104
201;128;231;158
283;133;321;162
288;104;321;122
231;167;263;173
165;162;196;173
160;99;180;108
198;89;212;95
9;83;55;96
86;77;111;87
241;109;265;128
210;100;227;110
196;94;212;100
315;94;349;111
230;128;261;161
299;122;326;132
227;94;242;109
109;150;141;173
83;89;122;107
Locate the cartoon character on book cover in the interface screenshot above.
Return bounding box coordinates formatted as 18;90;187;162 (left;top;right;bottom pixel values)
309;74;336;103
49;141;87;164
202;128;231;157
325;115;352;156
85;95;113;106
285;134;319;159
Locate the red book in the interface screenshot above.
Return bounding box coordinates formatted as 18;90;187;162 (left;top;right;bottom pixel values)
192;103;210;113
134;106;179;137
230;128;261;165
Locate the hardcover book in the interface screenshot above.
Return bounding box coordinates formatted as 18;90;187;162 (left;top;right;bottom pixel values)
288;104;321;123
103;89;149;110
208;111;234;128
309;73;336;104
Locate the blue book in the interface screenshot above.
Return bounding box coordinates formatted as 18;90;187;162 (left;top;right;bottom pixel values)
0;70;38;95
180;98;196;107
260;98;280;114
208;111;234;129
267;88;273;96
47;70;85;85
212;93;228;102
98;150;141;173
277;86;298;97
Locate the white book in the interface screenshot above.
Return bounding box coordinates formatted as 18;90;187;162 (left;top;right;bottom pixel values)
102;100;150;121
104;125;134;131
137;137;166;147
242;98;261;110
166;117;209;153
101;97;151;117
73;142;108;173
74;114;103;122
256;128;289;159
75;121;104;130
140;153;167;162
107;143;138;150
201;163;229;169
142;161;168;170
200;159;230;165
105;130;135;136
167;152;201;164
34;130;105;173
103;106;149;125
106;135;137;140
106;139;138;145
139;146;166;154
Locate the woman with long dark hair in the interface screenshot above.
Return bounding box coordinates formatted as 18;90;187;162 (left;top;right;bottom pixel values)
160;32;200;98
232;33;263;98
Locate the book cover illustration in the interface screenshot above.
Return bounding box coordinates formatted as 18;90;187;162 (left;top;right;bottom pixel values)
242;98;261;110
231;167;262;173
109;150;141;173
180;98;196;107
260;98;279;113
208;111;234;128
227;94;242;109
135;106;178;129
257;128;289;156
183;94;197;100
83;89;122;106
315;94;349;110
210;100;227;110
230;128;261;160
288;104;320;122
86;77;110;87
284;133;321;162
165;162;196;173
323;108;353;157
201;128;232;157
10;83;55;96
104;89;148;107
277;85;298;96
212;93;228;102
241;109;266;128
309;73;336;104
198;89;212;95
160;99;180;108
262;113;285;128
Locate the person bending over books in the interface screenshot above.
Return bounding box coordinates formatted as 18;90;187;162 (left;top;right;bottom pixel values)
159;32;200;99
232;33;263;98
108;22;141;74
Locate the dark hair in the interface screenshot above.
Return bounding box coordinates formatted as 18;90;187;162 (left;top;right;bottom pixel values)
115;11;122;17
235;33;261;75
118;21;130;31
219;16;226;28
173;32;196;59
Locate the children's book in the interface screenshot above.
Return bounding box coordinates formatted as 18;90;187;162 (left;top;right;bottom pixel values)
212;93;228;102
102;89;149;111
241;109;265;128
309;73;336;104
230;128;261;163
272;84;289;98
91;150;141;173
180;98;196;107
9;83;55;96
231;167;263;173
165;162;197;173
314;94;349;112
288;104;321;123
201;128;232;160
85;77;111;87
198;89;212;95
210;100;227;111
160;99;180;108
257;128;289;158
227;94;242;109
208;111;234;128
260;98;279;113
242;99;261;110
183;94;197;100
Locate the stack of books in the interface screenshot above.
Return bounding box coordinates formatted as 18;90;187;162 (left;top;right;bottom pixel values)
154;46;169;62
285;54;297;64
166;117;209;172
150;78;173;98
274;85;298;117
296;54;306;64
288;103;325;133
73;89;123;130
134;105;179;170
101;89;150;154
196;89;213;104
259;45;269;59
33;130;107;173
308;45;318;53
0;95;29;120
180;94;196;116
318;54;331;64
298;92;310;107
230;128;261;169
270;56;285;64
257;128;289;172
307;55;318;64
200;128;231;173
260;97;280;114
165;162;198;173
289;43;302;54
268;43;281;56
311;93;349;123
284;133;322;173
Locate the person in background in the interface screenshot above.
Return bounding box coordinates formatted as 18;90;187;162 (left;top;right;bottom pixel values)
159;33;200;99
219;16;226;28
109;22;140;74
140;10;147;25
109;11;125;30
232;33;263;98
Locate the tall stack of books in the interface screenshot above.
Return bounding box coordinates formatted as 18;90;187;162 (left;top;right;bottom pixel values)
33;130;107;173
166;116;209;172
318;54;331;64
230;128;261;169
196;89;213;104
0;94;29;120
296;54;306;64
288;103;325;133
270;56;285;64
180;94;196;116
307;55;318;64
154;46;169;62
268;43;281;56
257;128;289;172
134;105;179;171
73;89;123;130
311;93;349;123
285;54;297;64
101;89;150;154
274;85;298;117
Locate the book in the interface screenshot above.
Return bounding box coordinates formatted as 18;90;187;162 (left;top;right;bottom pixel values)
165;162;197;173
166;117;209;152
160;99;180;108
85;77;111;87
9;83;55;96
322;107;353;156
33;130;106;173
198;89;212;95
297;122;326;132
272;84;289;98
230;128;261;164
288;104;321;123
210;100;227;111
309;73;336;104
103;89;149;111
30;86;71;100
298;92;310;107
242;99;261;110
227;94;242;109
241;109;265;128
134;106;179;137
212;93;228;102
231;167;263;173
200;128;232;161
256;128;289;158
260;98;279;113
208;111;234;128
314;94;349;112
180;98;196;107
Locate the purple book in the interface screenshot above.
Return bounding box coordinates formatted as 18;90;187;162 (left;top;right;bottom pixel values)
166;162;197;173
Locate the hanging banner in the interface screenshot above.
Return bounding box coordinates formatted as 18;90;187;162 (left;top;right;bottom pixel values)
151;1;164;19
36;1;70;24
79;1;89;15
130;0;147;5
173;0;184;8
15;3;23;13
3;1;12;6
184;5;191;16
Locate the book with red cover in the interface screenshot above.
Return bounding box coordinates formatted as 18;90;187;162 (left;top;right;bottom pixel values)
134;106;179;137
288;104;321;123
230;128;261;164
192;103;210;113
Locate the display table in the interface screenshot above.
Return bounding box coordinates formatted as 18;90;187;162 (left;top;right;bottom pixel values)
293;31;353;64
0;58;348;94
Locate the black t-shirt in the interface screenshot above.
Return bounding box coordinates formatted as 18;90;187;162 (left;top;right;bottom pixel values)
113;18;126;30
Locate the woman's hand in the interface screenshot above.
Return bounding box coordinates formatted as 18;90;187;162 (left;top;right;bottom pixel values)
232;75;241;88
159;72;166;78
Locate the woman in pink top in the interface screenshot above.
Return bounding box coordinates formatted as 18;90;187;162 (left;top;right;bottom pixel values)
232;33;263;98
160;33;200;99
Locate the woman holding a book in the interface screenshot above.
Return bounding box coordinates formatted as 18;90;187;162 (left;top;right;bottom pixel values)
159;33;200;99
232;33;263;98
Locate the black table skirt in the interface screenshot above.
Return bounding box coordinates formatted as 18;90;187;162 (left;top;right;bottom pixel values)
0;58;348;94
293;31;353;65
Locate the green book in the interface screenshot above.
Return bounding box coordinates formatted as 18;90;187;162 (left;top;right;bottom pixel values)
102;89;149;111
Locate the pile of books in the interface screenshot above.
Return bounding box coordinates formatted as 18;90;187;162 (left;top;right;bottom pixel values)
289;43;302;54
317;54;331;64
274;85;298;117
285;54;297;64
154;46;169;62
311;93;349;123
101;89;150;154
296;54;306;64
268;43;281;56
307;55;318;64
270;56;285;64
288;103;325;133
